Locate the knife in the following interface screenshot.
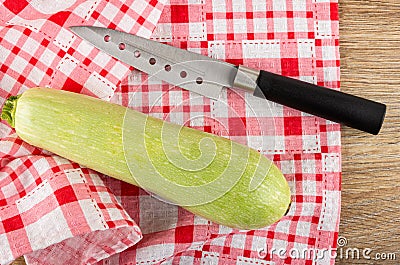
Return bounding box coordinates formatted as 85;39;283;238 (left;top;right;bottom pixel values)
70;26;386;135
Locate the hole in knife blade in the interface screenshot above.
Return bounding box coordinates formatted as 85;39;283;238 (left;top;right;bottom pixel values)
149;58;156;65
134;50;141;58
104;35;111;42
118;43;126;50
164;64;171;72
196;77;203;84
180;71;187;78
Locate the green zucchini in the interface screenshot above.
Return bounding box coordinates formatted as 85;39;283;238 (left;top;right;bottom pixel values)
1;87;291;229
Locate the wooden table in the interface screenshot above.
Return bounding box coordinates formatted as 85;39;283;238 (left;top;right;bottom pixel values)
337;0;400;264
11;1;400;264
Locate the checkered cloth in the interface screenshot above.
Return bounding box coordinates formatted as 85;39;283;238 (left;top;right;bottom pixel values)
0;0;341;265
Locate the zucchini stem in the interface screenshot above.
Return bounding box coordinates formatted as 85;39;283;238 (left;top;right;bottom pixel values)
1;95;21;128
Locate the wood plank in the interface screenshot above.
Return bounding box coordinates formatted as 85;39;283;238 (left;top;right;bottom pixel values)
337;0;400;264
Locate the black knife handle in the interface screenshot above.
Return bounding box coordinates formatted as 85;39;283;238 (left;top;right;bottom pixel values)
254;70;386;135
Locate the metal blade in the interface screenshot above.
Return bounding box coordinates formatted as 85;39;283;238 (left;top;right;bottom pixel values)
70;26;238;99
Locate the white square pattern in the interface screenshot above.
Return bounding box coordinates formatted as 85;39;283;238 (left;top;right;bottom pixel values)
318;190;340;231
151;23;173;40
301;159;316;174
301;202;316;216
274;18;288;32
21;38;40;56
242;41;281;59
296;222;311;236
139;195;179;234
232;0;247;12
294;17;309;33
316;20;332;36
53;27;75;51
251;236;267;252
16;179;52;213
244;93;283;118
212;0;226;12
253;18;268;33
272;0;287;11
233;18;248;33
189;22;206;40
231;234;246;249
136;244;176;263
297;41;315;58
213;19;227;34
323;154;340;172
79;199;108;231
84;71;116;100
302;180;317;195
25;208;73;247
27;67;47;85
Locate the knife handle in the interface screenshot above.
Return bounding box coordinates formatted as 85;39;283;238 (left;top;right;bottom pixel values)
254;70;386;135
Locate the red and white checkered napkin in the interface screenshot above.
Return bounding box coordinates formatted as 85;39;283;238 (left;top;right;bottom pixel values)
0;134;142;265
107;0;341;264
0;0;165;101
0;0;341;264
0;0;166;264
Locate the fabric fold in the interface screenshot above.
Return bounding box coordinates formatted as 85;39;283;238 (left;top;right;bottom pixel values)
0;134;142;265
0;0;167;264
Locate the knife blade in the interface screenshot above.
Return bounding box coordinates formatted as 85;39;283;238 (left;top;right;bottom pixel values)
70;26;386;135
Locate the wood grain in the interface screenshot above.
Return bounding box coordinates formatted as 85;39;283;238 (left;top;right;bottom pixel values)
337;0;400;264
11;257;25;265
11;1;400;264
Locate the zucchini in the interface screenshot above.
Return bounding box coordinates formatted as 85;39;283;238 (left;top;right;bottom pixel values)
1;87;291;229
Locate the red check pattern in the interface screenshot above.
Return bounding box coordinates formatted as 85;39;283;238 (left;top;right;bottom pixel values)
0;134;142;264
0;0;341;265
0;0;165;102
108;0;341;265
0;0;166;264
